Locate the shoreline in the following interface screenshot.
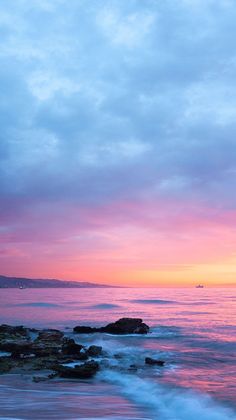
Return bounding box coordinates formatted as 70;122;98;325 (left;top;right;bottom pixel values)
0;318;165;383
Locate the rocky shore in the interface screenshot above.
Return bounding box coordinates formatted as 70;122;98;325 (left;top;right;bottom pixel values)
0;318;165;382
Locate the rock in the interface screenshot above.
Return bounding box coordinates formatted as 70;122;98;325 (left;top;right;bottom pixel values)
56;360;99;379
30;356;60;371
32;375;49;383
31;345;60;357
73;326;99;334
102;318;149;335
86;345;103;357
145;357;165;366
36;330;64;343
0;341;31;354
33;372;58;382
31;329;64;357
0;358;13;373
128;364;138;371
114;353;124;359
0;324;31;353
62;338;84;356
0;324;28;337
10;343;34;358
73;318;149;335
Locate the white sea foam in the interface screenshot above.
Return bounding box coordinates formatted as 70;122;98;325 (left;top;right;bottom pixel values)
99;370;236;420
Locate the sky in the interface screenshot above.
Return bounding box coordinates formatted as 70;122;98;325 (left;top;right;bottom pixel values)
0;0;236;287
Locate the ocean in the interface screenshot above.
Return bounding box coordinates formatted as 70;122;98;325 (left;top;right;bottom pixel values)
0;287;235;419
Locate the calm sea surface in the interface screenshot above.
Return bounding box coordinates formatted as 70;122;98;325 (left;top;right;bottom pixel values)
0;287;235;419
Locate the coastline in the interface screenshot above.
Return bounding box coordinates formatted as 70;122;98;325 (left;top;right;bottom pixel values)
0;318;235;420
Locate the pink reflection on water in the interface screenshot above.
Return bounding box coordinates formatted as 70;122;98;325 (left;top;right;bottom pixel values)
0;287;235;408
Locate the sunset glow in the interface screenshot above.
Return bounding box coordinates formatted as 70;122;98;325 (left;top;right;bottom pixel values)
1;1;236;287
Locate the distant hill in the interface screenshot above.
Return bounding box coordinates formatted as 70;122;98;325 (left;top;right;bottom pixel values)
0;275;114;288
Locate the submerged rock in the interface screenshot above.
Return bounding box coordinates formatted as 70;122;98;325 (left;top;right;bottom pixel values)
73;318;149;335
0;358;14;373
86;345;103;357
145;357;165;366
32;372;57;382
56;360;99;379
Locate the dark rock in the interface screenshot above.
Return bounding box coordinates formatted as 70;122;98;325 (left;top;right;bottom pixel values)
56;360;99;379
36;330;64;343
86;345;103;357
114;353;123;359
128;364;138;371
0;341;31;354
32;375;49;383
73;326;99;334
10;343;33;358
0;324;31;353
73;318;149;335
145;357;165;366
31;329;64;357
62;338;84;356
103;318;149;335
32;372;57;382
30;357;60;371
31;346;60;357
0;325;28;337
0;358;13;373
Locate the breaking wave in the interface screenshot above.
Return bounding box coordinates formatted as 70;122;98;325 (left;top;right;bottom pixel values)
99;370;235;420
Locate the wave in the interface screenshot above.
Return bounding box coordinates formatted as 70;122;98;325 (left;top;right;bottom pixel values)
99;370;235;420
12;302;61;308
82;337;173;371
89;303;121;309
131;299;177;305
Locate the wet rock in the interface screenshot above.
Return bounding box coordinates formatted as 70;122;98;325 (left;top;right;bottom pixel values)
86;345;103;357
31;329;64;357
56;360;99;379
74;318;149;335
114;353;124;359
10;343;34;358
145;357;165;366
32;375;49;383
0;341;31;354
32;372;57;382
128;364;138;372
36;329;64;343
102;318;149;335
31;345;60;357
0;324;28;337
73;326;99;334
0;324;31;353
62;338;84;356
0;358;13;373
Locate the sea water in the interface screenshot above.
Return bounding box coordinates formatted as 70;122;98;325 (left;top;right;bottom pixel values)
0;288;235;419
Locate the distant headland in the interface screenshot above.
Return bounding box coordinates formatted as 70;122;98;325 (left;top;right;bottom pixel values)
0;275;115;289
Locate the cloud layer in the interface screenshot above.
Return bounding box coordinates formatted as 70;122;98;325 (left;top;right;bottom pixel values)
1;0;236;285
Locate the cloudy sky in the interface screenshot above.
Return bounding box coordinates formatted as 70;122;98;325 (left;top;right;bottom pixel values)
1;0;236;286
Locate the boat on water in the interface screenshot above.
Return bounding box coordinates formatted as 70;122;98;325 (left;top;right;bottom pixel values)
196;284;204;288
